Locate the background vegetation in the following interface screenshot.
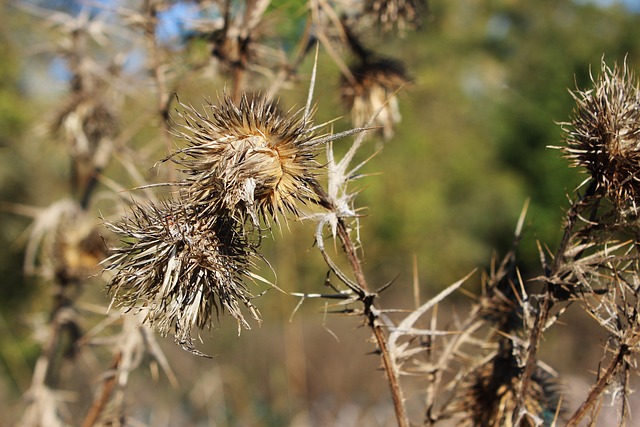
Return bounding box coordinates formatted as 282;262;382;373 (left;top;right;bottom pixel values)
2;0;640;425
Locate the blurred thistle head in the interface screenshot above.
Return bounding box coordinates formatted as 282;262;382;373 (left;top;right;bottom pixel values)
104;200;260;356
186;0;273;81
562;60;640;208
50;84;118;160
170;93;325;225
50;88;118;195
364;0;426;34
24;199;104;283
340;58;410;140
454;352;561;426
53;209;105;284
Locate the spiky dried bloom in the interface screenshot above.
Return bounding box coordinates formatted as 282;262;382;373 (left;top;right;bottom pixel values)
104;200;260;355
50;89;118;196
187;0;273;80
561;61;640;208
454;352;560;427
51;92;118;157
23;199;103;282
340;59;409;140
170;94;322;224
52;208;105;284
364;0;426;34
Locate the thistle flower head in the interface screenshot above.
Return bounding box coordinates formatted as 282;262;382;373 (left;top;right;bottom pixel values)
454;352;561;426
24;199;104;282
53;209;105;284
51;91;118;159
562;60;640;207
364;0;426;34
340;59;409;140
104;200;260;355
171;94;322;224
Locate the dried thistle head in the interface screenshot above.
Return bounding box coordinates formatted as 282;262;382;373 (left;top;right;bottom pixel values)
23;199;103;282
340;59;409;140
186;0;275;81
104;200;260;355
52;92;117;152
170;94;322;225
364;0;426;34
562;60;640;208
454;352;561;426
50;89;118;194
53;210;105;284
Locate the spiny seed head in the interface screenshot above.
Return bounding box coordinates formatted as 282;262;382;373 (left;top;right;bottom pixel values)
562;61;640;207
340;59;409;140
51;91;118;158
454;353;561;426
104;200;260;355
170;93;321;225
365;0;426;34
27;199;104;282
53;209;105;284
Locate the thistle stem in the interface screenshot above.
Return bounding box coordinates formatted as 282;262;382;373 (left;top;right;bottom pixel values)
81;352;122;427
335;216;409;427
516;180;599;422
565;345;629;427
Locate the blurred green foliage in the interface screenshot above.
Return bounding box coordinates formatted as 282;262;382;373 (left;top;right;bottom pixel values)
0;4;40;396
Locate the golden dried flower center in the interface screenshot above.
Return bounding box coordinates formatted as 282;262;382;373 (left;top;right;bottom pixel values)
233;135;284;198
609;130;639;156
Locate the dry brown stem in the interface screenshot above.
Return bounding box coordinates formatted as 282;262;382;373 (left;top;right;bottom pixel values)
565;344;630;427
81;352;122;427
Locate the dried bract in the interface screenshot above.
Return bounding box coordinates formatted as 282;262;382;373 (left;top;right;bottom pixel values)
340;59;409;140
562;61;640;208
170;94;322;224
23;199;103;282
104;200;260;354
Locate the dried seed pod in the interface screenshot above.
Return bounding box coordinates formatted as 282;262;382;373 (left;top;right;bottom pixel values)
454;351;561;426
51;90;118;194
186;0;277;85
170;94;322;225
562;60;640;208
364;0;426;34
340;59;410;140
24;199;103;283
53;209;105;284
104;200;260;355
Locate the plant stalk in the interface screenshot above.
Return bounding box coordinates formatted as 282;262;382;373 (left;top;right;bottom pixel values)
335;217;409;427
565;345;628;427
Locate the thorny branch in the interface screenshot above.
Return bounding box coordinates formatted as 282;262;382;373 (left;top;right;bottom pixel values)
565;344;630;427
338;215;408;426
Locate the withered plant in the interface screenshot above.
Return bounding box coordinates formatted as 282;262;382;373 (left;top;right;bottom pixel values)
11;1;640;427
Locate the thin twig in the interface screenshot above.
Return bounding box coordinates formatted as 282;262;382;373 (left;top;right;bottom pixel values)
81;352;123;427
565;345;629;427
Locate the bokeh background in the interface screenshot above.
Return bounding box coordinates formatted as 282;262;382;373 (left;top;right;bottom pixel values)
2;0;640;425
